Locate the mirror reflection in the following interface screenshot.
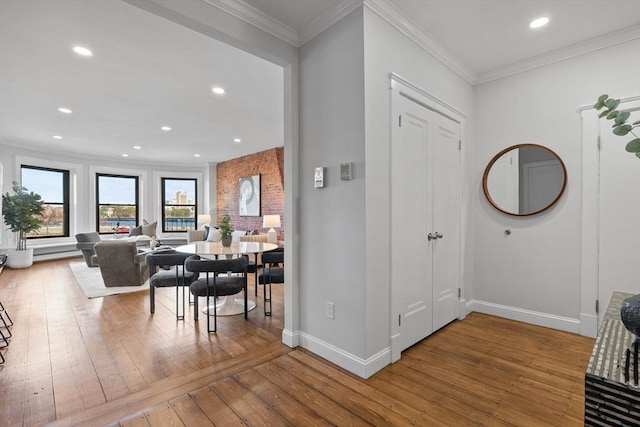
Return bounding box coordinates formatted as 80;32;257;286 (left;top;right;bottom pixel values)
482;144;567;216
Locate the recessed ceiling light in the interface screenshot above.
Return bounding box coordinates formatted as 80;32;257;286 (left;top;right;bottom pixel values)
122;153;129;157
530;17;549;29
194;154;201;157
212;87;225;95
161;126;171;131
52;135;63;140
58;107;72;114
233;138;242;143
72;46;93;56
133;145;142;150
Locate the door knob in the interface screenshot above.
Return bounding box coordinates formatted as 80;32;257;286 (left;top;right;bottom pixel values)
434;232;444;239
427;233;436;241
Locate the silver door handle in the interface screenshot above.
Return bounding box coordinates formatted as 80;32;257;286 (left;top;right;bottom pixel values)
434;232;444;239
427;233;436;241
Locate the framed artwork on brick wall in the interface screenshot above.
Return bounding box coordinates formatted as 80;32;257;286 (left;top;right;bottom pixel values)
238;174;260;217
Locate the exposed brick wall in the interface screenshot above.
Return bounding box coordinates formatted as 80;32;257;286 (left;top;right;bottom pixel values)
216;147;284;239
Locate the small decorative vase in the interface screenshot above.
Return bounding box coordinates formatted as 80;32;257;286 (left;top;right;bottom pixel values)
621;294;640;343
221;236;232;247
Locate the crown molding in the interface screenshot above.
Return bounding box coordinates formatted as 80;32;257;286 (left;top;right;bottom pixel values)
201;0;299;46
364;0;476;85
476;24;640;85
297;0;362;46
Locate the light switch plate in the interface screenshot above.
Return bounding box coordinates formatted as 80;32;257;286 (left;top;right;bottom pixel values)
340;162;352;180
314;167;325;188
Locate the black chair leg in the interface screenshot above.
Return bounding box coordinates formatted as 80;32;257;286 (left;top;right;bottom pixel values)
150;286;155;314
0;301;13;327
264;281;272;316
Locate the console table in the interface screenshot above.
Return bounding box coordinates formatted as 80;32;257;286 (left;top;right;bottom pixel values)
585;292;640;425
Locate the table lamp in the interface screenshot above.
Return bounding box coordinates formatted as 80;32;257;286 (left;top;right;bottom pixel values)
263;215;281;244
197;214;211;228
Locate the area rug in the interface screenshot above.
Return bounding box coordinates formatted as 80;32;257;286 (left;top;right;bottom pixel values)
69;262;149;298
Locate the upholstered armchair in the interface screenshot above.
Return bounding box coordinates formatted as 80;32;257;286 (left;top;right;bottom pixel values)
93;240;149;287
75;232;101;267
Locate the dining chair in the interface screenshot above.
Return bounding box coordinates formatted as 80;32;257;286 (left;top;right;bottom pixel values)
258;249;284;316
145;250;199;320
184;255;248;333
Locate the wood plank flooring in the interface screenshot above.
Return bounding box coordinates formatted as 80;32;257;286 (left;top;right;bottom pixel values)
0;258;595;426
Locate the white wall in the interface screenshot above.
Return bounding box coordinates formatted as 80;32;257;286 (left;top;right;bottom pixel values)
473;39;640;332
298;9;367;360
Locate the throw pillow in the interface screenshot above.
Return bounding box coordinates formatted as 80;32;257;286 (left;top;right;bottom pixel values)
141;221;157;237
128;225;142;237
206;227;221;242
202;224;210;241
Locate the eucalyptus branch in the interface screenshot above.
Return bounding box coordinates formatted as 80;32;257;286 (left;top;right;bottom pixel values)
594;94;640;158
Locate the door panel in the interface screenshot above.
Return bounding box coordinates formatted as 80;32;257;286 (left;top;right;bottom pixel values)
432;118;460;331
392;96;432;352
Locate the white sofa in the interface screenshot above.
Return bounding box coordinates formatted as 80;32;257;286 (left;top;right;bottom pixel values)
187;228;249;244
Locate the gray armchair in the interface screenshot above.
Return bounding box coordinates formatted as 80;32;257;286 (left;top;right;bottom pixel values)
94;240;149;287
75;232;101;267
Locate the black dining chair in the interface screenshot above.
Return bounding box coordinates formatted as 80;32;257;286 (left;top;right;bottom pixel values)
145;250;199;320
185;255;248;333
258;249;284;316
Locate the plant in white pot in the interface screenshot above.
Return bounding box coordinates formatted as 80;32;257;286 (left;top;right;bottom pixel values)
2;181;44;268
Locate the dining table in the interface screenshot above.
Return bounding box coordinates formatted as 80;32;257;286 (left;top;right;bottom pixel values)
175;241;278;316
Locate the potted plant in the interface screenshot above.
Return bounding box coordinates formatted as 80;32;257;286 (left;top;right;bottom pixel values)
218;212;233;247
2;181;44;268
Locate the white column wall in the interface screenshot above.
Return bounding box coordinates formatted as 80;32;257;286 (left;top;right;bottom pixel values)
298;9;367;362
473;39;640;332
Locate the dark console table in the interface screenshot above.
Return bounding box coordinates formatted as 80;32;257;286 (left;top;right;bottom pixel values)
585;292;640;425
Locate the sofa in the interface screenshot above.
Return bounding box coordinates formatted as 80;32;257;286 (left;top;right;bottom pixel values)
187;227;249;244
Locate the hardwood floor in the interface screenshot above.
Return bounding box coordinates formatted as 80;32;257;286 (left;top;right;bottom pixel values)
0;259;594;426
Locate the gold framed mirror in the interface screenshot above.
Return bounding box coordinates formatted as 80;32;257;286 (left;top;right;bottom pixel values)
482;143;567;216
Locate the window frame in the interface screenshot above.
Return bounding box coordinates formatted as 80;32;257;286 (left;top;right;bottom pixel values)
20;164;70;239
95;173;140;235
161;177;198;233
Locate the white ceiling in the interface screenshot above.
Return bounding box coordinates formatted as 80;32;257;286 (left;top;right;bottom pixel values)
1;0;639;166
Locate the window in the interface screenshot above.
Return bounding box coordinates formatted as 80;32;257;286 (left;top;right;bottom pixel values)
162;178;197;232
21;165;70;238
96;174;139;234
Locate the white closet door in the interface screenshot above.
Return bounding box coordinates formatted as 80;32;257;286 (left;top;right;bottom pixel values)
391;95;433;353
391;94;461;355
431;115;460;331
598;108;640;325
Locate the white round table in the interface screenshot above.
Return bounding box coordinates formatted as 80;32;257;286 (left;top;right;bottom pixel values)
176;241;278;316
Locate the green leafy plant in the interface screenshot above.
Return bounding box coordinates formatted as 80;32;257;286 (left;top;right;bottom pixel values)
593;94;640;159
2;181;45;250
218;212;233;238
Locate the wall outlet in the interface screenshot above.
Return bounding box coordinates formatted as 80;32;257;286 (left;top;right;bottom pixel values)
326;301;335;319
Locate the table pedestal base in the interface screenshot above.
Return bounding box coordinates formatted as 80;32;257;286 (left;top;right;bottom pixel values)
203;296;256;316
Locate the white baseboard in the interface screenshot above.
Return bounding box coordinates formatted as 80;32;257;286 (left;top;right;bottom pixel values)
298;332;391;379
580;313;598;338
281;328;299;347
468;299;581;334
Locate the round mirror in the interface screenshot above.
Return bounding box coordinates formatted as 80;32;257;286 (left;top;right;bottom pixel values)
482;143;567;216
